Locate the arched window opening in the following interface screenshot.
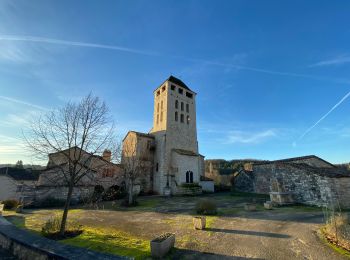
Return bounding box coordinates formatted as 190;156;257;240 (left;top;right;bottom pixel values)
186;115;190;125
186;104;189;112
181;102;184;111
180;114;184;123
175;111;178;121
186;171;194;183
175;100;178;109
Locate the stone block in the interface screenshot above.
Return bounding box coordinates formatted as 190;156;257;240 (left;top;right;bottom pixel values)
193;216;206;230
151;233;175;258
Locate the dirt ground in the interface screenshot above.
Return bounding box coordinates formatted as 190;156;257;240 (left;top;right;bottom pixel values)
5;193;349;259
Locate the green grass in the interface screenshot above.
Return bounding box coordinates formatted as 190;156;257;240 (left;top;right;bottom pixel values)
320;228;350;258
206;216;217;229
275;205;322;213
230;191;269;199
218;207;241;215
61;227;150;259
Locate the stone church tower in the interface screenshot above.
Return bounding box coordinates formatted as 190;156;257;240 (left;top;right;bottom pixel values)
149;76;204;195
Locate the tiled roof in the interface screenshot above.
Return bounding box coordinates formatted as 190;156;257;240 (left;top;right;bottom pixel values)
253;155;335;167
0;167;40;181
168;76;193;92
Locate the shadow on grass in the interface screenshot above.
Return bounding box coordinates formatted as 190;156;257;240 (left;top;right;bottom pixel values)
205;228;291;238
3;215;25;228
169;247;265;259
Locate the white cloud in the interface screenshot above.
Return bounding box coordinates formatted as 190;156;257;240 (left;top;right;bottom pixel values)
295;91;350;143
310;55;350;67
225;129;277;144
0;95;47;111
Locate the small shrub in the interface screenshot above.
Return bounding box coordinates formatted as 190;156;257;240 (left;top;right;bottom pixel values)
102;185;127;201
3;199;20;210
41;215;83;239
195;199;217;215
91;185;105;202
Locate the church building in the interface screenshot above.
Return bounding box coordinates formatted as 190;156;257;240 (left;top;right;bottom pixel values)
122;76;206;195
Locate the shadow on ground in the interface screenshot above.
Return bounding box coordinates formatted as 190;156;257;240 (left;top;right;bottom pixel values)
205;228;291;238
170;248;265;260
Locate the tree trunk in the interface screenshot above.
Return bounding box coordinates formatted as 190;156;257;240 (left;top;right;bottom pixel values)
128;180;133;205
59;183;74;236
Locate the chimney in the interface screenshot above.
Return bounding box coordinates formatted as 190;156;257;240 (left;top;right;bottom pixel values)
102;149;112;162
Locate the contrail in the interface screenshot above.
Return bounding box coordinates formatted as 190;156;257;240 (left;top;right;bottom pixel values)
295;91;350;143
0;35;160;56
0;34;339;81
0;95;47;110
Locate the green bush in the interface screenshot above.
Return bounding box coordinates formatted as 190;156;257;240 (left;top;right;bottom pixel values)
91;185;105;202
195;199;218;215
102;185;127;201
41;215;83;239
2;199;20;210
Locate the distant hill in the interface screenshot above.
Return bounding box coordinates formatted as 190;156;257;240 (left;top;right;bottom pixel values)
0;164;46;170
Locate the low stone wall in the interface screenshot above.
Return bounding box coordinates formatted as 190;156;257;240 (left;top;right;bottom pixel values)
175;186;202;195
0;216;130;260
199;181;214;193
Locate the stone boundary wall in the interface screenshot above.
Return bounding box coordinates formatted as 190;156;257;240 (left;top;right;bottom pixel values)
0;216;130;260
234;163;350;208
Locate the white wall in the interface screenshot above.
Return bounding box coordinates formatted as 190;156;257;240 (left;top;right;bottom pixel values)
0;176;18;201
200;181;215;193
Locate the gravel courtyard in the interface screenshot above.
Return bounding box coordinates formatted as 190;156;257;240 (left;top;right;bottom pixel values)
4;193;348;259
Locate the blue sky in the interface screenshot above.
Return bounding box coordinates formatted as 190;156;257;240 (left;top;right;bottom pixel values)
0;0;350;164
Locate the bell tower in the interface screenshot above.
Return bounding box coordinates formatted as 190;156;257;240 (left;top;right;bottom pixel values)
150;75;198;153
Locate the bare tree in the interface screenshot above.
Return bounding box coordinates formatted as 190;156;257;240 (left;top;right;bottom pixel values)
121;135;152;205
24;94;115;236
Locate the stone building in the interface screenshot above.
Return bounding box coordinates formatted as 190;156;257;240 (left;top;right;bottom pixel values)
0;167;39;202
35;147;123;203
234;155;350;208
122;76;206;195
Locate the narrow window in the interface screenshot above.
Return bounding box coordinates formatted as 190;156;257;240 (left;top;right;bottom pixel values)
186;103;189;112
162;86;166;92
157;114;159;124
186;171;189;183
161;101;163;110
175;111;178;121
160;112;163;122
190;171;193;183
156;163;159;172
186;92;193;98
157;103;159;112
171;84;176;90
157;90;160;96
175;100;178;109
180;114;184;123
181;102;184;111
178;88;183;94
186;115;190;124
